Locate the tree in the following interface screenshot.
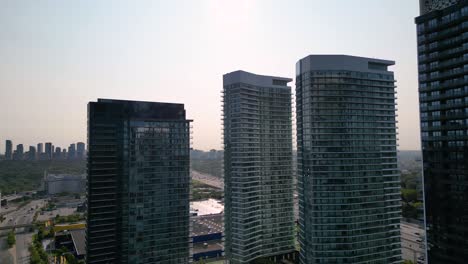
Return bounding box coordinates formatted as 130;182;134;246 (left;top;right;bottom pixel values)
37;226;45;241
7;230;16;248
402;189;418;203
403;260;414;264
64;252;79;264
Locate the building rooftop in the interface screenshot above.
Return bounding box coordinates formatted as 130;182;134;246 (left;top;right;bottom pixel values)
223;70;292;87
193;240;223;254
90;98;189;121
55;228;86;256
191;214;223;237
419;0;460;15
46;174;86;181
191;199;224;216
70;229;86;256
296;54;395;74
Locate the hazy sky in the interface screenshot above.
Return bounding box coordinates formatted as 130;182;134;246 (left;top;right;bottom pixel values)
0;0;420;152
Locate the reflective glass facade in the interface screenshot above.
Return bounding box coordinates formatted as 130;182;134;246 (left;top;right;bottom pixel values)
223;71;295;263
296;55;401;263
416;2;468;262
87;99;191;264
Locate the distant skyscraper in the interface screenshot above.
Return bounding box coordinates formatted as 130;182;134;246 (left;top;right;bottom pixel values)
86;99;191;264
28;146;36;160
15;144;24;160
37;143;43;154
76;142;85;159
295;55;401;263
54;147;62;159
5;140;12;160
223;71;296;263
416;1;468;263
45;142;52;159
68;144;76;160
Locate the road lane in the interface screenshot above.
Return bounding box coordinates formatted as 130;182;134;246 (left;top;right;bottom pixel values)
191;170;223;189
0;199;47;264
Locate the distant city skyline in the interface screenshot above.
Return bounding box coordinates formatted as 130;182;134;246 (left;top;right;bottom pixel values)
0;0;420;153
2;139;85;160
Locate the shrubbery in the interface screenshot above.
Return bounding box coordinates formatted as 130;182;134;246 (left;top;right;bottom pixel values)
7;230;15;248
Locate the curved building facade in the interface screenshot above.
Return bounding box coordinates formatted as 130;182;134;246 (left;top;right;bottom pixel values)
296;55;401;263
223;71;296;263
416;1;468;262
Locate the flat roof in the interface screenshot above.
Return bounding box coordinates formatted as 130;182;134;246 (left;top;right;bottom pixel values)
70;229;86;256
193;240;223;254
296;54;395;75
191;199;224;216
97;98;184;107
223;70;292;87
191;214;223;236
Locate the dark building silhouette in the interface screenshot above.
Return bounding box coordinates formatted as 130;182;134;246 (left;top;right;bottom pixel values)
86;99;191;264
37;143;43;154
45;142;53;160
416;1;468;263
296;55;401;263
28;146;36;160
223;71;296;263
54;147;62;159
14;144;24;160
68;144;76;160
5;140;12;160
76;142;85;159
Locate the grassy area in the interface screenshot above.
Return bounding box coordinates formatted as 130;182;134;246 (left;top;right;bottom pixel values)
54;214;85;224
191;159;222;178
192;180;223;201
0;160;85;194
7;230;15;248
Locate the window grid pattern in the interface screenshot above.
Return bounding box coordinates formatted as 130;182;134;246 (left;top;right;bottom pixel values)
416;3;468;263
296;70;401;264
86;100;191;264
223;82;295;264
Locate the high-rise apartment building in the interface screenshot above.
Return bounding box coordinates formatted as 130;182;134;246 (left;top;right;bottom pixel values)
15;144;24;160
223;71;296;263
5;140;12;160
86;99;191;264
77;142;85;159
54;147;62;159
28;146;36;160
37;143;43;154
45;142;53;159
295;55;401;263
68;143;76;160
416;1;468;262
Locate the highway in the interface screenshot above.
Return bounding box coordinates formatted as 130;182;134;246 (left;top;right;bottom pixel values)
192;170;223;189
0;199;47;264
401;221;426;264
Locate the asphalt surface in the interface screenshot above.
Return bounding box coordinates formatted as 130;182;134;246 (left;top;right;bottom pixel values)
0;199;47;264
401;221;426;264
192;170;223;189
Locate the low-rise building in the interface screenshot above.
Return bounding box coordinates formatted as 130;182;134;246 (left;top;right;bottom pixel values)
44;174;86;195
191;214;224;262
54;228;86;260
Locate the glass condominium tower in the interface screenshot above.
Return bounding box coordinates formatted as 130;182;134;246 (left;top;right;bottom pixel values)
223;71;296;263
86;99;191;264
416;1;468;262
295;55;401;263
